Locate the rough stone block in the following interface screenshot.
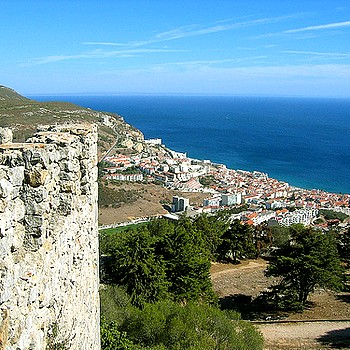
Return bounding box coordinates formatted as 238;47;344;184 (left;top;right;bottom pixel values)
8;166;25;187
0;179;13;198
24;168;48;188
0;127;13;144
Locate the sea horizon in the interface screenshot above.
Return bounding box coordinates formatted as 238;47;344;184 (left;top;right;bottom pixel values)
29;94;350;195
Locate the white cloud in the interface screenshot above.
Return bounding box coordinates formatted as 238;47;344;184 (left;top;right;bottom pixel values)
84;14;300;48
152;56;268;71
23;48;187;66
257;20;350;39
282;50;350;58
284;20;350;33
82;42;130;47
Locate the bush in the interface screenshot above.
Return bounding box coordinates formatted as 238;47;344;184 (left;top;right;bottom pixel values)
120;301;264;350
100;285;132;322
101;318;138;350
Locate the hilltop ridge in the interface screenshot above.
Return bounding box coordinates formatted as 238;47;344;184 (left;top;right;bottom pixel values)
0;85;31;101
0;85;144;158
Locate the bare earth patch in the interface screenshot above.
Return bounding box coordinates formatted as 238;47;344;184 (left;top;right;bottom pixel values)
98;182;208;225
210;260;350;350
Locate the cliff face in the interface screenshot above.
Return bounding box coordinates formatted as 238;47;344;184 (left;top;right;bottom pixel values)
0;124;100;349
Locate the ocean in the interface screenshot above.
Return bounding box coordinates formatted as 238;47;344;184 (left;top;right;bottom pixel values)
30;95;350;194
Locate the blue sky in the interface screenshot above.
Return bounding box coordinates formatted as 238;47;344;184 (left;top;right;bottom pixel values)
2;0;350;97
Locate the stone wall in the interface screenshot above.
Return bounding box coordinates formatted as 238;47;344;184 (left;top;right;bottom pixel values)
0;124;100;349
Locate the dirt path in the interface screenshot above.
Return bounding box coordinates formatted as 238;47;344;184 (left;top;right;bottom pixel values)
258;321;350;349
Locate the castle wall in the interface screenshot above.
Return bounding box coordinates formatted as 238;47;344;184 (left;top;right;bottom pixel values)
0;124;100;350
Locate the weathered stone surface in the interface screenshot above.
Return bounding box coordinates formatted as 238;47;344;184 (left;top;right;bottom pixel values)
7;166;24;186
0;308;9;349
0;199;5;213
0;124;100;349
7;197;25;222
12;223;25;249
24;168;48;187
24;215;44;228
0;167;6;180
0;179;13;198
22;186;48;203
0;127;13;144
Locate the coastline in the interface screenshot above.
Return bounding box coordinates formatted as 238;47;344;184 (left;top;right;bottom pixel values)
100;128;350;228
30;94;350;195
33;95;350;193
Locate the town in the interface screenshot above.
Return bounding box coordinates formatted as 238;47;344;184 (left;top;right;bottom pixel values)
101;137;350;229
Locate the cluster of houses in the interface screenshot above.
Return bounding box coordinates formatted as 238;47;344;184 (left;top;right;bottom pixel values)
101;139;350;228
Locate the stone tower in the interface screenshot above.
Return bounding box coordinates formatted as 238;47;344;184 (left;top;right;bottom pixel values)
0;124;100;349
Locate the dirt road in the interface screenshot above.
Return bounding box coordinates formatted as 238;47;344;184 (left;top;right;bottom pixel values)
258;321;350;349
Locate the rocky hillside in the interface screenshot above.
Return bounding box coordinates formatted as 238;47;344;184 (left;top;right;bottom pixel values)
0;85;144;159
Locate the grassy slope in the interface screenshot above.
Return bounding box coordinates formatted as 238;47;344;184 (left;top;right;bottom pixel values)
0;85;140;157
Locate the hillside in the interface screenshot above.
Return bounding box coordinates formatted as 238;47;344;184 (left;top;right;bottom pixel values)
0;86;193;223
0;85;144;159
0;85;32;101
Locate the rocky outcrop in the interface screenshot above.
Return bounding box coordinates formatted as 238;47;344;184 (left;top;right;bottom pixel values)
0;124;99;349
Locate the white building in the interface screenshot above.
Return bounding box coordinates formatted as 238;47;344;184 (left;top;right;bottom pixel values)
104;173;143;182
172;196;190;212
145;138;162;145
203;195;222;207
253;211;276;225
222;193;242;206
279;208;318;226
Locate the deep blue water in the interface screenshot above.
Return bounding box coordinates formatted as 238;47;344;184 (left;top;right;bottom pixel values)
29;95;350;194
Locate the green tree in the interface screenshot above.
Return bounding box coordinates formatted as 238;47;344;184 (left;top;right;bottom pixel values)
217;220;257;264
107;218;216;305
110;227;169;307
164;218;215;303
336;227;350;267
149;217;216;303
266;225;344;309
270;225;290;248
193;214;228;260
253;223;273;257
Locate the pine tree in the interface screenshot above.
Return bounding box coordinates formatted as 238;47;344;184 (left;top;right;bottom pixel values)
266;225;344;308
217;220;257;264
110;227;169;307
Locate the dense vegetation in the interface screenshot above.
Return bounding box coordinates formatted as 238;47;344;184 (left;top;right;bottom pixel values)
100;216;265;349
101;217;221;305
100;214;349;348
319;209;349;222
100;286;263;350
